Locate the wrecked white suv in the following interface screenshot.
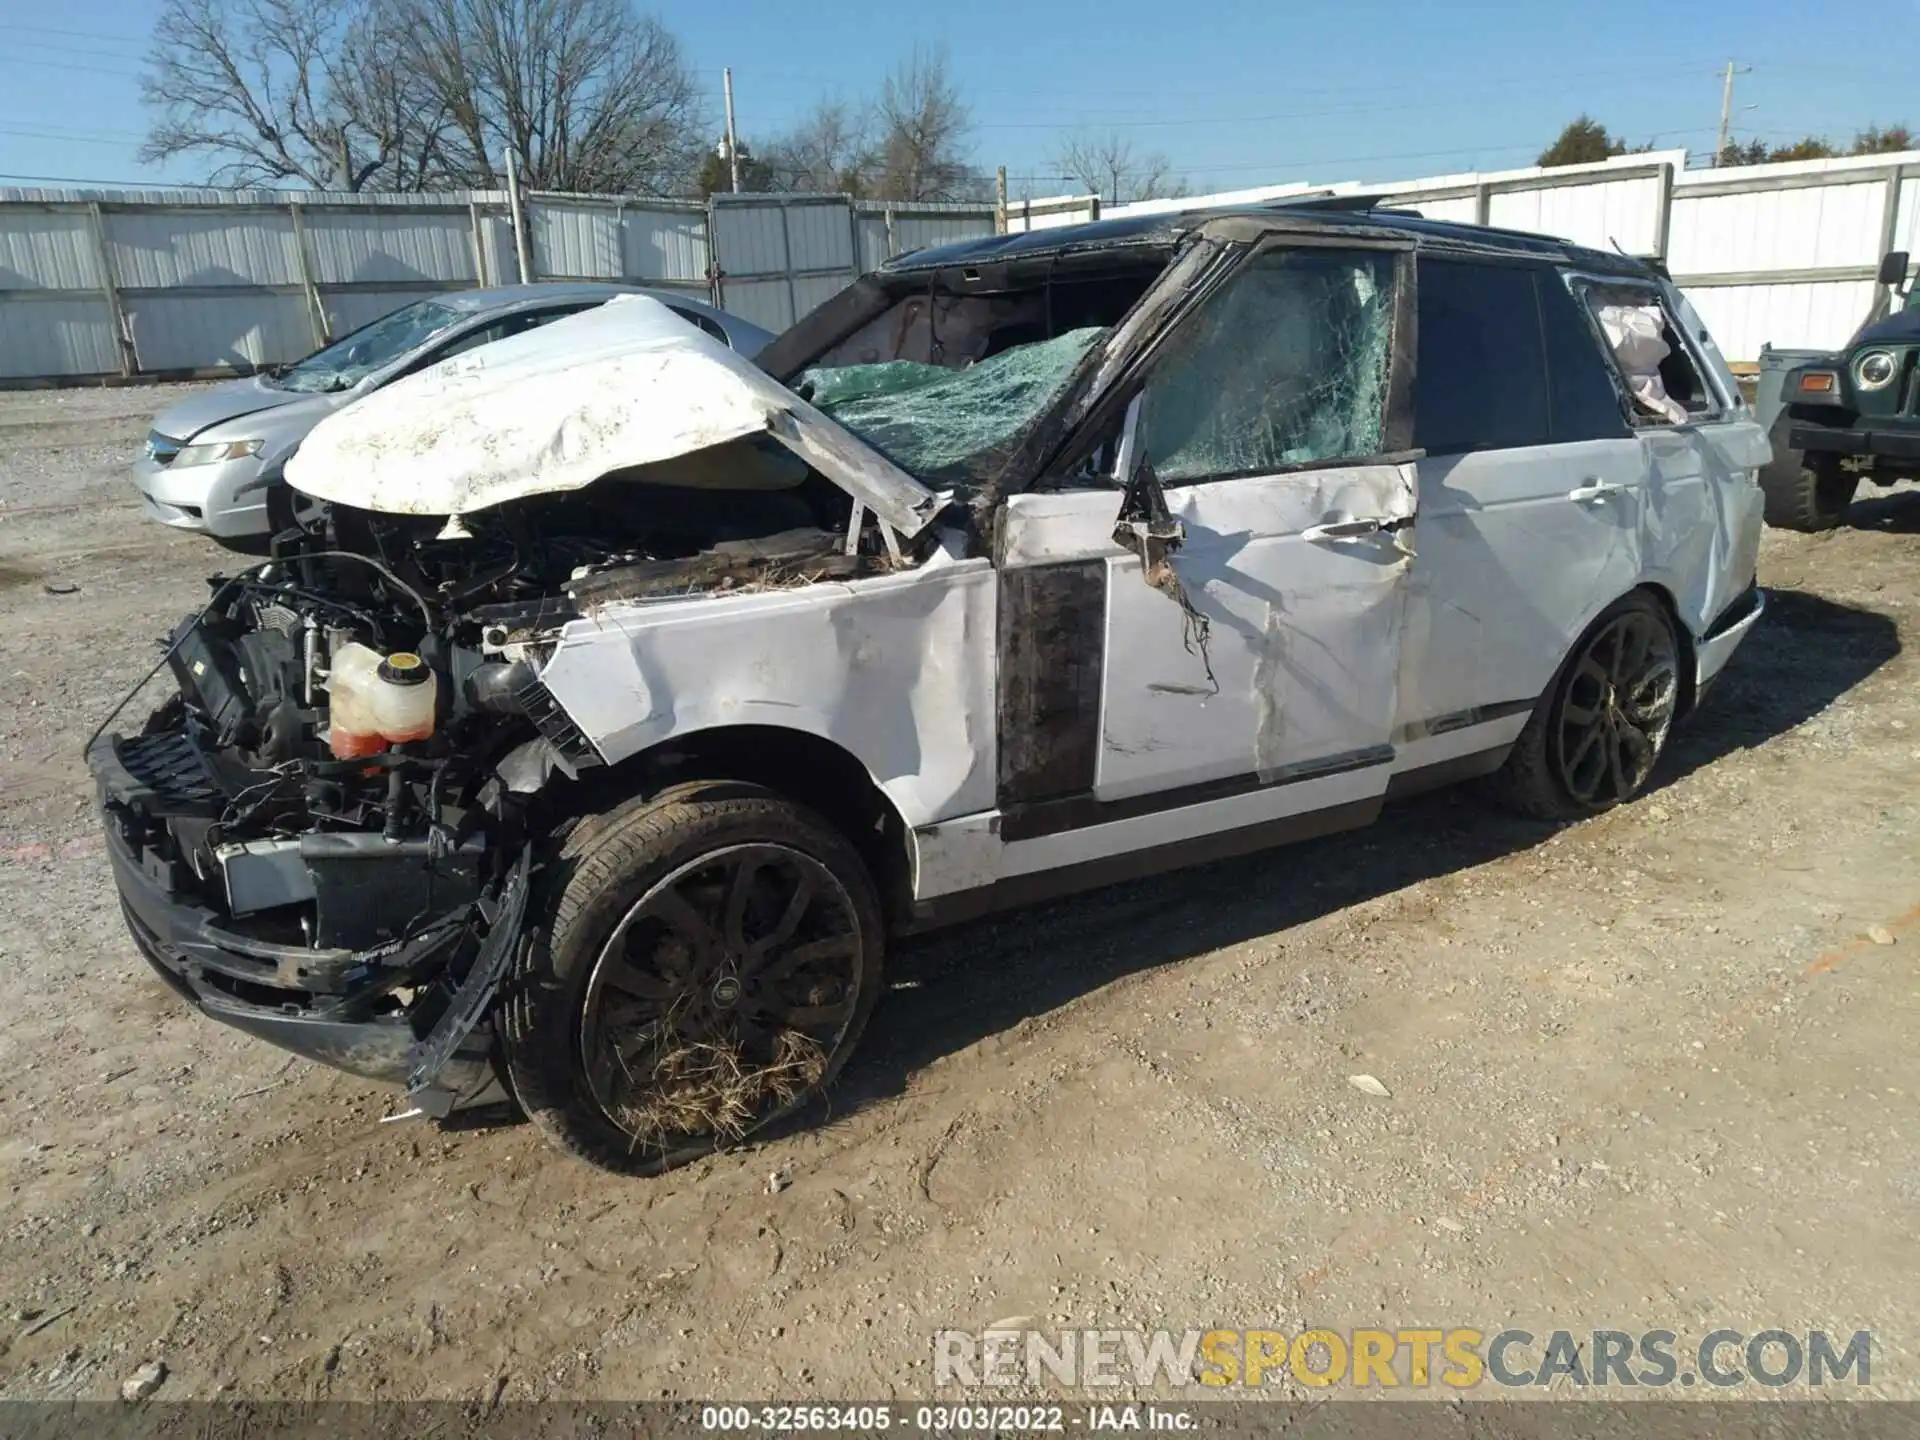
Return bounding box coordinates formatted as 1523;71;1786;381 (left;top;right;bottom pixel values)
90;205;1767;1174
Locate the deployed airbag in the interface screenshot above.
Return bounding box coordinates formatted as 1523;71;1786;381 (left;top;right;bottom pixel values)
1597;305;1689;425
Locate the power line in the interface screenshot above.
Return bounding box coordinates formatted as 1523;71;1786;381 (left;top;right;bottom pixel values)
0;170;190;186
0;21;147;47
0;126;145;147
0;54;145;79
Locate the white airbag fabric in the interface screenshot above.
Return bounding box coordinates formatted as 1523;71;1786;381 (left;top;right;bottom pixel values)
1597;304;1688;425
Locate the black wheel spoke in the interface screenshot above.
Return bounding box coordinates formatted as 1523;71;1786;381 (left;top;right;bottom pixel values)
758;870;815;955
722;856;762;951
649;883;721;957
601;957;675;1003
759;933;859;983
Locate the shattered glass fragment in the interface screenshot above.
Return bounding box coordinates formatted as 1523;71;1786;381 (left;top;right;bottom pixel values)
1137;249;1395;481
795;327;1106;488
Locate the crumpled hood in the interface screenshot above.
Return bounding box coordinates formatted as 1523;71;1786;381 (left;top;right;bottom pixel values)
151;375;305;442
285;295;946;539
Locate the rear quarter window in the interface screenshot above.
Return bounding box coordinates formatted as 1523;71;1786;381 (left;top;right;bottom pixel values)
1539;274;1632;442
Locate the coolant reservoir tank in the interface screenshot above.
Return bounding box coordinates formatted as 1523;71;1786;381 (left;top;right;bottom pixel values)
328;644;437;759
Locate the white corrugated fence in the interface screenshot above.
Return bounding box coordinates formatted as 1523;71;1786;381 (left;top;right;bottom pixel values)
1015;148;1920;362
7;147;1920;381
0;188;999;382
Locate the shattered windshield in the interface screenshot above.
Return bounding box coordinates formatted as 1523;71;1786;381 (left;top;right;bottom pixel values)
795;327;1106;487
1138;248;1395;480
271;300;463;394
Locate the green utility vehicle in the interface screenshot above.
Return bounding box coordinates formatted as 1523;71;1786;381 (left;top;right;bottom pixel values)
1757;250;1920;530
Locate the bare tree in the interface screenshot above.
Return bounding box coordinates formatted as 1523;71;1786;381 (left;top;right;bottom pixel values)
762;99;876;194
331;7;461;190
1051;130;1183;205
140;0;405;189
872;46;980;201
395;0;705;194
142;0;704;194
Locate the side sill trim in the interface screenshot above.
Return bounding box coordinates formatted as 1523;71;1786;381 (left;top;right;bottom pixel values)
999;744;1393;843
908;796;1380;931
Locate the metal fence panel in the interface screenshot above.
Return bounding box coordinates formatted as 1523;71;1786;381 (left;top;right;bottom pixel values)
784;199;856;273
620;205;707;285
302;207;477;284
0;296;118;376
1387;195;1478;225
1684;280;1880;366
478;211;516;286
1669;181;1888;275
0;209;99;290
124;291;314;372
1486;172;1663;254
711;199;795;279
106;207;301;288
1896;182;1920;255
854;205;997;270
791;272;851;326
532;202;623;279
716;277;800;333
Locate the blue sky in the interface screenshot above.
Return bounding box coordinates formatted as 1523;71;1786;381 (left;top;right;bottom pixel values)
0;0;1910;195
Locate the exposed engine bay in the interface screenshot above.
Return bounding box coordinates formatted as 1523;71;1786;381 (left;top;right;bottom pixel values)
93;448;905;1113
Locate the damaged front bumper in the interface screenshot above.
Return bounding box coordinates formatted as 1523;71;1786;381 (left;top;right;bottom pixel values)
89;729;528;1117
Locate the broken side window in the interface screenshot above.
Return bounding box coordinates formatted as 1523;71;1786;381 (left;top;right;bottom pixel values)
794;326;1107;490
1578;281;1722;426
1135;247;1396;483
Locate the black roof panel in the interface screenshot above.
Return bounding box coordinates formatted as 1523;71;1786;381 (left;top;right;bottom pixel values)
883;199;1654;278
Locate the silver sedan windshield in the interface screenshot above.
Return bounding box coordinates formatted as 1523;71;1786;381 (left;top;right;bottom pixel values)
272;300;463;394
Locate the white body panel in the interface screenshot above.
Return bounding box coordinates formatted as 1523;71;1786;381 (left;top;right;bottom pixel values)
1402;438;1646;728
1097;465;1416;799
537;545;998;832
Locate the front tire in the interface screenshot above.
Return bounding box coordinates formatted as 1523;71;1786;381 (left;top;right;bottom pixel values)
501;781;885;1176
1489;592;1682;821
1759;435;1857;532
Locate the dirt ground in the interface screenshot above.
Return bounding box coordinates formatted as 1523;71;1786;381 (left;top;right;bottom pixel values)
1;384;1917;1405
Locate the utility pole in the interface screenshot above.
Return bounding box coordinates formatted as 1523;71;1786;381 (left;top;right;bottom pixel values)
723;68;741;193
503;147;534;284
1714;60;1752;167
995;165;1008;234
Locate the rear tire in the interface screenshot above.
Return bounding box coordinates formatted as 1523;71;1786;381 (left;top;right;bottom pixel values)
501;781;885;1176
1488;592;1681;821
1759;435;1857;532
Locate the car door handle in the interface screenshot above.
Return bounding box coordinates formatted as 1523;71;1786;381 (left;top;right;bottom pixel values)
1567;480;1626;504
1302;517;1386;542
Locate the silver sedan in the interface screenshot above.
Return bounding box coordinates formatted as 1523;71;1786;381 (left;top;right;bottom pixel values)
134;284;775;550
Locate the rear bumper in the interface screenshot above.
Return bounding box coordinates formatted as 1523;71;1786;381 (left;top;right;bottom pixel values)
1696;585;1765;697
1789;423;1920;463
